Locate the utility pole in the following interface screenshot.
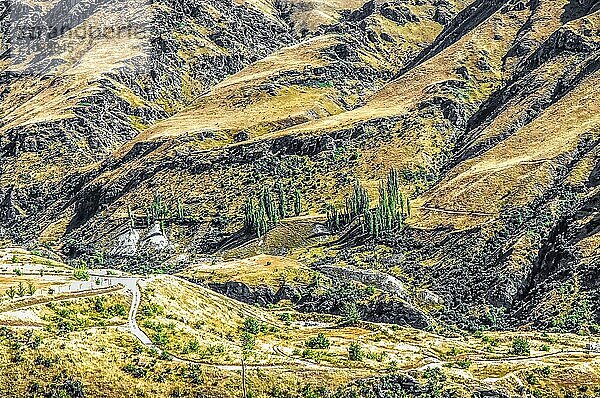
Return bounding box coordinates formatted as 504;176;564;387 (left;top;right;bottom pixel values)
241;357;247;398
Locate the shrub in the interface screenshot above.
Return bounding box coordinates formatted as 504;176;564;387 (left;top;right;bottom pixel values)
243;317;262;334
17;282;26;297
41;373;85;398
184;339;201;354
482;335;499;346
305;333;330;349
511;337;531;356
525;372;538;385
278;313;293;322
6;286;16;299
27;283;36;296
447;347;459;357
340;302;360;326
56;319;75;336
423;367;447;392
140;303;164;318
301;348;315;359
153;330;170;346
108;303;127;317
366;351;387;362
300;384;327;398
123;362;148;378
93;297;105;313
73;267;89;281
538;366;552;376
387;360;398;373
34;355;55;368
348;342;363;361
453;359;472;369
206;344;225;357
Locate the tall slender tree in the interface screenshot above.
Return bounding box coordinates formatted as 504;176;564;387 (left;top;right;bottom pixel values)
294;190;302;216
256;198;268;238
276;182;287;219
326;204;341;231
260;188;277;223
177;198;185;220
345;182;370;221
240;332;255;398
243;197;256;232
356;168;407;238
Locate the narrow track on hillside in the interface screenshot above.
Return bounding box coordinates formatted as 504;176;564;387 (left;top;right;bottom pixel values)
121;277;368;371
5;272;595;376
121;276;600;374
0;285;122;314
418;206;495;217
467;350;600;363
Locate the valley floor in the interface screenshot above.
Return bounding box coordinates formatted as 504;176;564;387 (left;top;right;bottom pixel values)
0;248;598;397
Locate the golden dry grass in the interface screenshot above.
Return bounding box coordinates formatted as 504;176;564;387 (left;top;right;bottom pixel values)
98;1;554;234
178;254;317;288
0;264;595;396
415;66;600;228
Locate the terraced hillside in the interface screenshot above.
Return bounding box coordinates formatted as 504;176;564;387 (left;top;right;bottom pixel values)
1;0;600;395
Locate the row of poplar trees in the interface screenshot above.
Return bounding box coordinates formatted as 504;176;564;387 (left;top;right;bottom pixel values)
127;192;187;229
327;168;410;238
244;182;302;238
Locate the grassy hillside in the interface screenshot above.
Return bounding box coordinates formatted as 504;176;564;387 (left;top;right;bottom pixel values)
1;0;600;395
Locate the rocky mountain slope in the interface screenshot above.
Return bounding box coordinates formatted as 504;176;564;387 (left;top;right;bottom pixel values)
1;0;599;336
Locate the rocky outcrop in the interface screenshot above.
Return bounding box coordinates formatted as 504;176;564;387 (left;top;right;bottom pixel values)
109;228;140;257
139;222;172;252
109;222;173;257
198;271;431;328
0;188;20;224
207;281;302;307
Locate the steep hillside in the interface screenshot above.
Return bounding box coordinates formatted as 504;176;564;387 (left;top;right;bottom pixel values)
0;0;298;240
1;0;600;340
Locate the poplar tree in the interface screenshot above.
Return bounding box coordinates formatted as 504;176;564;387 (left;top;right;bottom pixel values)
294;190;302;216
276;182;286;219
243;197;256;232
256;198;268;238
326;204;341;231
177;198;185;220
260;188;277;224
345;182;369;220
357;168;407;238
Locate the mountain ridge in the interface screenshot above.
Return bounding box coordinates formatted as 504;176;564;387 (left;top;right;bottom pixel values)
1;0;599;334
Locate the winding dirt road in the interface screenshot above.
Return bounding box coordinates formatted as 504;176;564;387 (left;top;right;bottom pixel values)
109;277;153;346
6;271;596;376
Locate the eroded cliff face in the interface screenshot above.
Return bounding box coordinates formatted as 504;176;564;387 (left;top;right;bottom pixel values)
1;0;599;331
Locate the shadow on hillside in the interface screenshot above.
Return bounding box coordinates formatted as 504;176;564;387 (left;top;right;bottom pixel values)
561;0;600;23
